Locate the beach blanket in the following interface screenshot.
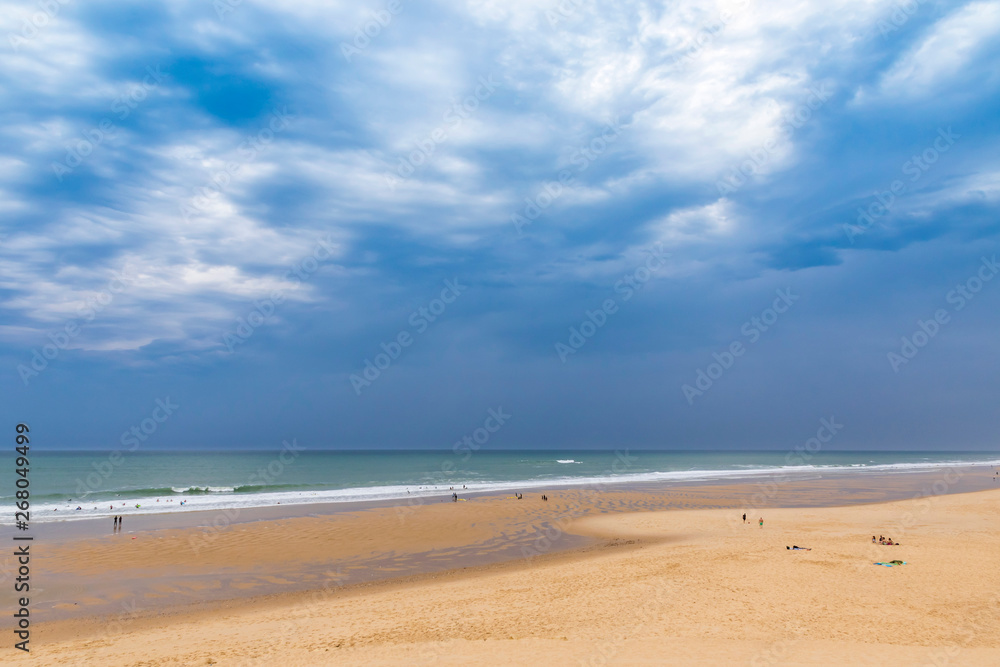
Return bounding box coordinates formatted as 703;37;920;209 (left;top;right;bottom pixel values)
874;560;906;567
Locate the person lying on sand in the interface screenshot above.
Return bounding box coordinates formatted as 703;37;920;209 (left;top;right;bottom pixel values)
786;546;811;550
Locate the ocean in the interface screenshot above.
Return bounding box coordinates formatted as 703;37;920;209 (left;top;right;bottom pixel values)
7;449;1000;524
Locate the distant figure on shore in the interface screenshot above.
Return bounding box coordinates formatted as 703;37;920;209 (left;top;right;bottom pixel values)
113;516;117;530
452;492;458;502
743;513;746;524
872;535;876;543
759;517;763;528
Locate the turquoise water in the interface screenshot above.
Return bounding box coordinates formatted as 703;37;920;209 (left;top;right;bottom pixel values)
5;449;999;523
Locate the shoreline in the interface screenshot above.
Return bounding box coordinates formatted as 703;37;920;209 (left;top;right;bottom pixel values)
21;461;1000;541
17;454;1000;529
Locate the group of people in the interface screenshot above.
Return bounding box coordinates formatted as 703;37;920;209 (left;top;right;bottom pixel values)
873;535;899;545
455;491;548;502
741;513;764;527
112;515;124;531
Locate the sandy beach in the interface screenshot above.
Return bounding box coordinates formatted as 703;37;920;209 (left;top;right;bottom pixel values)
7;470;1000;665
10;0;1000;664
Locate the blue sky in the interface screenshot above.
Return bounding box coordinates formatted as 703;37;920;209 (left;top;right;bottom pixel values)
2;0;1000;450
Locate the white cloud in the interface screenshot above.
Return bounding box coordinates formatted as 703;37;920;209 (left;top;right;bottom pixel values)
869;1;1000;101
897;166;1000;220
5;0;997;358
0;132;350;351
649;198;737;244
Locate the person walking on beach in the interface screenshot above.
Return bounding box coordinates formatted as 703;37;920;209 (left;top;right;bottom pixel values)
759;517;764;528
742;513;746;524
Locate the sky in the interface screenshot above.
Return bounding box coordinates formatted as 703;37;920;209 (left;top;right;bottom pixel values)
2;0;999;451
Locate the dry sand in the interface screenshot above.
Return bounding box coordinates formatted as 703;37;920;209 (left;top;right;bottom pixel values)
8;477;1000;666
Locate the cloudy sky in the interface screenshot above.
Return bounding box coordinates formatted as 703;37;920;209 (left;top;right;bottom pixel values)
2;0;999;451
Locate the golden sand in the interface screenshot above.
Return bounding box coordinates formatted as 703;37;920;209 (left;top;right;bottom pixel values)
9;481;1000;665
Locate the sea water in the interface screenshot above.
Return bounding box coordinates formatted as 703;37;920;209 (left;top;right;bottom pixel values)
5;449;999;523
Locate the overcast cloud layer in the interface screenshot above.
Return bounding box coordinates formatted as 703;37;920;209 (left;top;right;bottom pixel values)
2;0;999;450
